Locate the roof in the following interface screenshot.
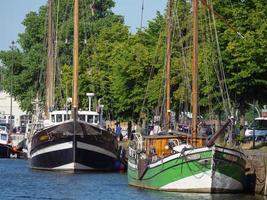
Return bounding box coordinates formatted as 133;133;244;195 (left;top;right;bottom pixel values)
49;110;98;115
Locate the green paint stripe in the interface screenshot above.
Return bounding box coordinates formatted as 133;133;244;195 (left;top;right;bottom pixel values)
128;153;212;188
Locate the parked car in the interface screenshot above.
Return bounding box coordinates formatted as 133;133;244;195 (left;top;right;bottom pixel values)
245;117;267;141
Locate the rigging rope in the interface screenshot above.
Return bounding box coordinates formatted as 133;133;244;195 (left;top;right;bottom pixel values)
172;0;192;115
209;0;232;117
140;0;144;30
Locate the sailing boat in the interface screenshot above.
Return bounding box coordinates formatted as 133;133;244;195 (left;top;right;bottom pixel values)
127;0;246;192
29;0;122;171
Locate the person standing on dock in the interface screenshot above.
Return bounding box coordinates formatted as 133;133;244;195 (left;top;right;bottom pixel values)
115;123;122;141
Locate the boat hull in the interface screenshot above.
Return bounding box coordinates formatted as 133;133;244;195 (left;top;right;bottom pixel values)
0;144;11;158
30;121;121;171
128;146;246;193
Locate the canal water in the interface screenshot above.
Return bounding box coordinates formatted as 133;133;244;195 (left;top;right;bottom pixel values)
0;159;265;200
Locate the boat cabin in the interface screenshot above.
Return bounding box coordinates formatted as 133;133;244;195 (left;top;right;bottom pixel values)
142;133;206;159
49;110;99;125
0;126;9;145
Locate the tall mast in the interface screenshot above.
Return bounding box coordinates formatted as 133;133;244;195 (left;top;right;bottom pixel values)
45;0;55;118
165;0;172;130
192;0;198;146
72;0;79;115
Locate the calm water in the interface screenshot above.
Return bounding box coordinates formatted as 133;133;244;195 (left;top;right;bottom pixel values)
0;159;265;200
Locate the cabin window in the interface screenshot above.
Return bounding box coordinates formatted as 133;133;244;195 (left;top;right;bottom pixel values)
0;127;5;132
87;116;93;123
51;115;55;123
94;116;98;123
56;115;63;122
64;114;70;121
80;115;85;121
1;134;7;141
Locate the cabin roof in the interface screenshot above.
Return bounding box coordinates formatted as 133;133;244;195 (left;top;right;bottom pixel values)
255;117;267;120
49;110;98;115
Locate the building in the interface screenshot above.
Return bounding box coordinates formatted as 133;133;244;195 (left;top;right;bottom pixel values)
0;91;26;127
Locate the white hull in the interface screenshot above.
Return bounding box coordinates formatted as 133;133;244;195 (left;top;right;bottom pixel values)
160;170;243;192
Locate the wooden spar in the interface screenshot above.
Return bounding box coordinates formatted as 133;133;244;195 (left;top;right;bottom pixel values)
206;119;231;147
72;0;79;114
165;0;172;130
191;0;198;146
72;0;79;164
45;0;55;118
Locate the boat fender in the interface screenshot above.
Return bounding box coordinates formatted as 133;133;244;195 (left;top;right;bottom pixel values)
149;146;156;155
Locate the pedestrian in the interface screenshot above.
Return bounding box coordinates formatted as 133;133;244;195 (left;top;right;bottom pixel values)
115;123;122;141
107;125;112;132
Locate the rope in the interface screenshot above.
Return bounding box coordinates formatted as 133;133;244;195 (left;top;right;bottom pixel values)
172;0;191;113
140;0;144;30
210;0;232;117
137;20;166;128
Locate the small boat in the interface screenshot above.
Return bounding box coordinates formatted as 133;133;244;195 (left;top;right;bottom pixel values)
0;125;11;158
10;133;27;159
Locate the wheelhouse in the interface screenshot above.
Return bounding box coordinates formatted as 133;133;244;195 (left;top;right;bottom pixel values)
49;110;99;125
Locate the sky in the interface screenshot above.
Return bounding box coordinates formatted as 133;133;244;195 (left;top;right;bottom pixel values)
0;0;165;51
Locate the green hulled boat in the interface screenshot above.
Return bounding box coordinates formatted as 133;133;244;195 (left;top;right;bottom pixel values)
128;134;246;192
128;0;246;193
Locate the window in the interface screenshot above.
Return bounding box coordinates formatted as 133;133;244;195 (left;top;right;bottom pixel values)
94;116;98;123
1;134;7;141
51;115;55;123
251;120;267;130
80;115;85;121
64;114;70;121
56;115;63;122
87;115;93;123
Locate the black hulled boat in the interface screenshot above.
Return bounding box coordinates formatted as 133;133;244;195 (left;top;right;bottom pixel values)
30;110;121;171
29;0;123;171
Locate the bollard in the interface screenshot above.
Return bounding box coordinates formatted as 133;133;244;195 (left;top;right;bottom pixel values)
265;173;267;196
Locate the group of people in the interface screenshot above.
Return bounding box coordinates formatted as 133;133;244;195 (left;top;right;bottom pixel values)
107;123;123;141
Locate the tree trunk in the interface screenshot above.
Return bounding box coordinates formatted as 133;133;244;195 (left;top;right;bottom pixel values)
216;112;224;144
239;108;245;137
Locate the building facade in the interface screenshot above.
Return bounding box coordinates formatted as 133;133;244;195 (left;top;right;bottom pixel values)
0;91;26;127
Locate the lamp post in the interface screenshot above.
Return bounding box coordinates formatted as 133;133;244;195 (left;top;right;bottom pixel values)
99;104;104;128
9;41;15;135
252;100;256;148
86;93;94;112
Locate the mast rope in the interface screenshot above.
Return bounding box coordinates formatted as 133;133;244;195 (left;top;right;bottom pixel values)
172;0;192;116
200;0;244;39
209;0;232;117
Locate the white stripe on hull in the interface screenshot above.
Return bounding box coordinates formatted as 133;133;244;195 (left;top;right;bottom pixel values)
214;146;245;159
144;146;243;169
77;141;117;159
31;142;73;158
128;161;137;169
31;141;117;160
160;170;243;191
53;162;93;170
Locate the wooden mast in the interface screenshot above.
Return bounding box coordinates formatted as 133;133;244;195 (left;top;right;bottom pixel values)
72;0;79;116
165;0;172;130
45;0;55;118
192;0;198;146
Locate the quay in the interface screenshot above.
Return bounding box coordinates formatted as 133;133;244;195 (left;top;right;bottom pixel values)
244;144;267;195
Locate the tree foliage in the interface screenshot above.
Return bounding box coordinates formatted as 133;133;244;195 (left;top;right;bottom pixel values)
0;0;267;124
